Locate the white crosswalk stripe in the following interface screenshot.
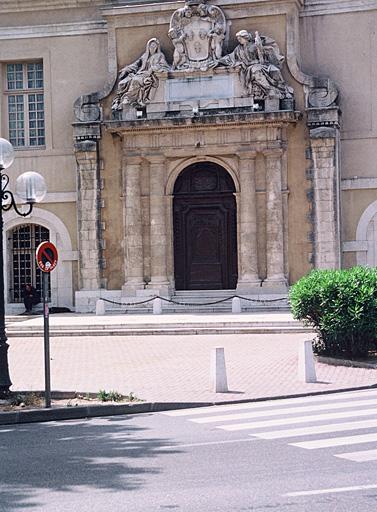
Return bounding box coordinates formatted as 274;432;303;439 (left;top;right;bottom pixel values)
162;389;377;417
218;409;377;431
251;419;377;439
335;449;377;462
291;432;377;450
190;398;377;424
162;389;377;463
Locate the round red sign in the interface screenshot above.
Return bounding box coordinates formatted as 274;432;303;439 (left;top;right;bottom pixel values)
36;241;58;273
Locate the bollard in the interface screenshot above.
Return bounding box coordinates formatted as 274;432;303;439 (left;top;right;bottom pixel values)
298;339;317;383
211;347;228;393
95;299;105;316
153;297;162;315
232;297;241;314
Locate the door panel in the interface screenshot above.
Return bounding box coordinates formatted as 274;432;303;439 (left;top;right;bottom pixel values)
173;163;238;291
174;195;237;290
187;207;224;289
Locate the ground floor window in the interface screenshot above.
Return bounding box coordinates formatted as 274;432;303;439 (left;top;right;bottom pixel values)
8;223;50;303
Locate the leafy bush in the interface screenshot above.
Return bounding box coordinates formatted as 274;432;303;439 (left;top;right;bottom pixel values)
289;267;377;359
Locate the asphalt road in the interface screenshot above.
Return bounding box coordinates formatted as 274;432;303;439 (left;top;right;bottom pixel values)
2;389;377;511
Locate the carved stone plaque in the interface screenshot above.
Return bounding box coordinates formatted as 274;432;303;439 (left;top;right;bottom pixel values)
166;74;234;102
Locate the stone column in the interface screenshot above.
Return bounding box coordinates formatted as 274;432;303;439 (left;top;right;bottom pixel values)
309;127;340;269
74;140;102;290
122;155;144;295
236;151;260;293
263;148;287;289
148;155;170;295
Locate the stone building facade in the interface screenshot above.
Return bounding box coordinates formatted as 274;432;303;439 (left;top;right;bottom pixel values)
0;0;376;312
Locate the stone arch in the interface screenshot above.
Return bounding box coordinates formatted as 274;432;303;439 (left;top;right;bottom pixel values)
3;207;76;312
355;199;377;266
166;156;240;196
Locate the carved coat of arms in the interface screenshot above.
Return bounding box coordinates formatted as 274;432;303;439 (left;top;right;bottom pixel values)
169;0;227;71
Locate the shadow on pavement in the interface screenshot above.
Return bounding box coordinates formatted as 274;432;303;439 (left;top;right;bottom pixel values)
0;415;180;511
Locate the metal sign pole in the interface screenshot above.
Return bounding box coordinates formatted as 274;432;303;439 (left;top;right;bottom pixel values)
43;272;51;408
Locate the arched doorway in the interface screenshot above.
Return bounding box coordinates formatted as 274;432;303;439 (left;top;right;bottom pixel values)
8;223;50;303
4;207;75;313
173;162;238;290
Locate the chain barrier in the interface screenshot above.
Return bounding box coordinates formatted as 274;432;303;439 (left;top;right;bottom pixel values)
99;294;288;308
101;297;158;306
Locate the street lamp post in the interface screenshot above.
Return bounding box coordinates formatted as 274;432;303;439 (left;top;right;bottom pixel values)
0;138;47;398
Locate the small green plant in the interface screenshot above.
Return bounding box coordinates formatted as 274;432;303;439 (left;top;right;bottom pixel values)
107;390;123;402
290;266;377;359
97;389;124;402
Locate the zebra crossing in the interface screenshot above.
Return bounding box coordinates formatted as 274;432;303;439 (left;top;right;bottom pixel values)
162;389;377;462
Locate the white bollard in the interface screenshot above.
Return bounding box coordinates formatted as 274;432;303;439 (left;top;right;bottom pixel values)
298;340;317;383
232;297;241;314
153;297;162;315
95;299;106;316
211;347;228;393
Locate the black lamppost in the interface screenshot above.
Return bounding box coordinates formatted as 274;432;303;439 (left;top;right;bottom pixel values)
0;137;47;397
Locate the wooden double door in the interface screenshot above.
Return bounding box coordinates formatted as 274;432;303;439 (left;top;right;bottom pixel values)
173;163;238;290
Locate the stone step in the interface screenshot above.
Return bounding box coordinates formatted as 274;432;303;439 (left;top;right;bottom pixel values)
6;324;310;337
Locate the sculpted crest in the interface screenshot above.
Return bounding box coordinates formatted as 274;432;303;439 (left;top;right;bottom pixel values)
169;0;227;71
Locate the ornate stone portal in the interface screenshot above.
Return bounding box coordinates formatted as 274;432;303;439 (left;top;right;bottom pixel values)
73;0;341;310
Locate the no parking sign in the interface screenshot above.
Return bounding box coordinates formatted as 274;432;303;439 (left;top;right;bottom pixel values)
36;241;58;273
35;241;58;409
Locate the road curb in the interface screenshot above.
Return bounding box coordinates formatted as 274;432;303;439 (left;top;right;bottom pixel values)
316;355;377;369
1;384;377;426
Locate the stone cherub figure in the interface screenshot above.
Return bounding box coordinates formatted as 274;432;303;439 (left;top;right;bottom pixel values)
169;27;189;70
218;29;293;100
209;23;225;60
112;38;170;110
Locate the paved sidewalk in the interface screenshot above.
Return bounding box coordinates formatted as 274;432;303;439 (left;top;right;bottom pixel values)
6;312;377;403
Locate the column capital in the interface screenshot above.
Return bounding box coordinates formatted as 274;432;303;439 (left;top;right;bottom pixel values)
262;147;284;159
123;155;143;166
145;154;166;165
236;150;257;161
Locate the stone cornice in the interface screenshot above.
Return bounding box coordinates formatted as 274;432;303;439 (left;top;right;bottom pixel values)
104;111;301;135
0;21;107;40
341;177;377;191
101;0;304;18
0;0;104;13
301;0;377;16
101;0;374;17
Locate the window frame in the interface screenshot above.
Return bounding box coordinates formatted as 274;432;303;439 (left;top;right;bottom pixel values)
4;60;46;150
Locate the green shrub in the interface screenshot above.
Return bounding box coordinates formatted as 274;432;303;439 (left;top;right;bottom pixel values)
97;389;125;402
289;267;377;359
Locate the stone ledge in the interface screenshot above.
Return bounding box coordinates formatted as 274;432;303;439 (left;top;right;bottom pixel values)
105;110;301;133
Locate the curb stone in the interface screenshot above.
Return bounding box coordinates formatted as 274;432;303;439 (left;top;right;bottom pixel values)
316;355;377;369
1;384;377;425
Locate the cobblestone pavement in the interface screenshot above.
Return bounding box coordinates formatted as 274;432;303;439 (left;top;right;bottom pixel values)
7;332;377;403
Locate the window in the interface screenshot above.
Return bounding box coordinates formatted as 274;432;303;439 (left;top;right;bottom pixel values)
5;62;45;148
9;224;50;303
